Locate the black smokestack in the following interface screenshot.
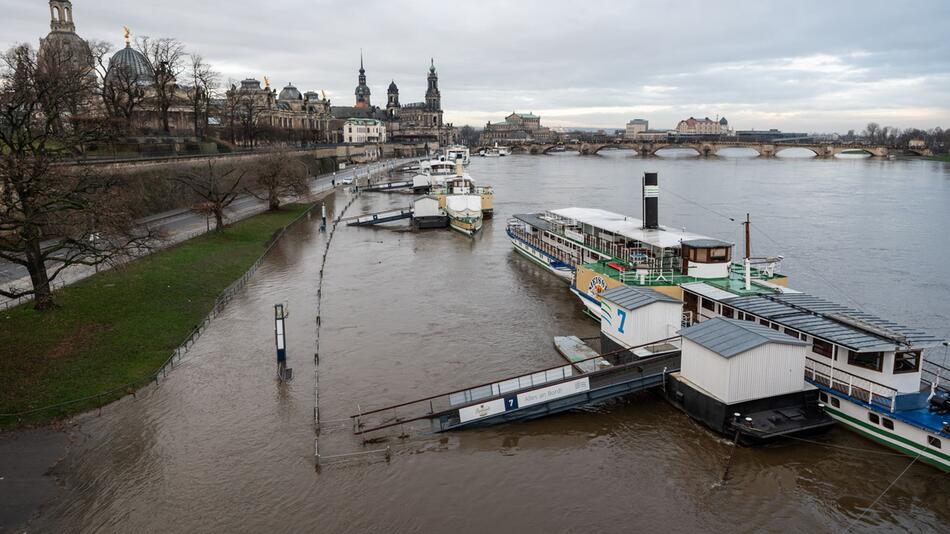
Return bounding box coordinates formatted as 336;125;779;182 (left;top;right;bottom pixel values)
643;172;659;229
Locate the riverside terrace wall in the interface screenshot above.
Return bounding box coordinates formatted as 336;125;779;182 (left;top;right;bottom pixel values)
76;143;430;218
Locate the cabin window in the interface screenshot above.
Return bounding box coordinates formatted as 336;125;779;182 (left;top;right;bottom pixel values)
701;298;716;312
710;248;729;261
868;413;880;425
744;313;756;322
819;392;828;403
771;323;780;331
848;351;884;372
893;351;921;374
759;319;769;327
812;339;834;359
721;306;734;318
882;418;894;431
929;436;942;449
830;397;840;408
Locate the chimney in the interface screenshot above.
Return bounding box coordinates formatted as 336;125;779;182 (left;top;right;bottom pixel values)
642;172;659;229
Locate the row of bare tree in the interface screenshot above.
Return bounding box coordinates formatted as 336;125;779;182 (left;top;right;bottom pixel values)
1;42;312;310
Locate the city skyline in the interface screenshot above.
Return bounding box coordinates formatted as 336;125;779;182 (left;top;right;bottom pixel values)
2;0;949;131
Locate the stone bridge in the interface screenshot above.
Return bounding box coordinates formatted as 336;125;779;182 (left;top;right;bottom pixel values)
501;141;931;158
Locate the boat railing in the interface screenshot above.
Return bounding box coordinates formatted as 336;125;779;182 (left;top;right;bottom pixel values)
805;357;900;411
507;225;575;265
922;359;950;393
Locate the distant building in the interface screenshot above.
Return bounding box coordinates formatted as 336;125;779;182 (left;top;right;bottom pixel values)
624;119;649;139
909;138;927;149
479;112;556;144
676;116;729;135
343;118;386;144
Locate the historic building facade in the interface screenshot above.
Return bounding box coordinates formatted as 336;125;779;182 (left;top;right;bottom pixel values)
675;116;730;135
331;56;455;146
479;112;555;144
223;78;332;142
343;118;386;144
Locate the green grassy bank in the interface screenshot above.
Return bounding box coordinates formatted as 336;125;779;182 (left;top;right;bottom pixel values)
0;204;312;429
927;154;950;162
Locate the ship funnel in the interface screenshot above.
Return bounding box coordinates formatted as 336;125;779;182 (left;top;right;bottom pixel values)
455;159;464;177
642;172;659;229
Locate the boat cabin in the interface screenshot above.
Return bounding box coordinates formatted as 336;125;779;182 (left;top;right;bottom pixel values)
680;282;945;405
598;285;683;356
681;239;733;279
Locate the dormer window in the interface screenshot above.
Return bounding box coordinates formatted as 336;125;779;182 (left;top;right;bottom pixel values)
893;350;921;374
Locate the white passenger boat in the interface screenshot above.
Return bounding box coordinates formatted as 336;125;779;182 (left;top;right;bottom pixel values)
445;145;471;166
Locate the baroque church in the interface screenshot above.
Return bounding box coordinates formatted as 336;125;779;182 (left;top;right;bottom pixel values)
330;55;454;145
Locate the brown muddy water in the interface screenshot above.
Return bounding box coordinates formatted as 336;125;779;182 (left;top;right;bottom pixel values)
18;152;950;532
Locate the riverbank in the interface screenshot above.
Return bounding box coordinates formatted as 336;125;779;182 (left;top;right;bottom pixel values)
0;202;316;429
928;154;950;162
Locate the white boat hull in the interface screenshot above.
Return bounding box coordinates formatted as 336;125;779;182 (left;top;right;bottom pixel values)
509;235;574;281
570;285;604;319
820;391;950;472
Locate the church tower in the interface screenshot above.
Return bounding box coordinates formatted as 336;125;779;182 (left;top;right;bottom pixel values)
386;80;400;118
425;58;441;111
49;0;76;33
354;52;371;109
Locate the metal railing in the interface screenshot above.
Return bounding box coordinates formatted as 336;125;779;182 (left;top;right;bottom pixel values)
805;357;899;411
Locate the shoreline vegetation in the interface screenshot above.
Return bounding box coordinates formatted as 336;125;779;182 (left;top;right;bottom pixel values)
927;154;950;162
0;203;314;429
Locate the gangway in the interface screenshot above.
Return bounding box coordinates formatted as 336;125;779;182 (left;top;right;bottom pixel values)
362;180;414;192
351;338;682;439
345;207;414;227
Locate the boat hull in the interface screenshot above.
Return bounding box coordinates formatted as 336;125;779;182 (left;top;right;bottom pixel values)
570;285;604;319
507;230;574;281
818;388;950;472
413;215;449;229
449;217;483;236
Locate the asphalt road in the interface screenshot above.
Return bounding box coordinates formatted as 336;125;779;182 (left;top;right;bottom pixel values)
0;158;417;294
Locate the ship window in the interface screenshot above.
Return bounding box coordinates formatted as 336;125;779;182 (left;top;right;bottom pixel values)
721;306;734;318
744;313;756;322
819;392;828;403
710;248;729;261
868;413;880;425
701;298;716;312
830;397;840;408
929;436;942;449
894;351;921;374
882;418;894;430
812;339;834;359
771;323;780;331
759;319;769;327
785;328;802;340
848;351;884;372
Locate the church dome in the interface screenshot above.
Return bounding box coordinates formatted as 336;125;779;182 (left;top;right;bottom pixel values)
388;80;398;92
279;83;302;101
107;44;151;82
719;117;728;125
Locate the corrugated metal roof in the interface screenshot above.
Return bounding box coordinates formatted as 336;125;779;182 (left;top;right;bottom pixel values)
679;317;806;358
681;238;733;248
600;285;681;311
512;213;552;232
681;282;738;302
722;293;943;351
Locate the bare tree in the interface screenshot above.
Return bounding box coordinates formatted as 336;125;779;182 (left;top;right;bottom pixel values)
136;36;185;133
174;160;247;231
89;40;147;132
247;151;310;211
0;44;153;310
217;81;242;146
186;54;218;137
863;122;880;143
238;91;268;148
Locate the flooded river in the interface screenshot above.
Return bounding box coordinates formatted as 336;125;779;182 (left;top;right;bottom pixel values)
25;152;950;532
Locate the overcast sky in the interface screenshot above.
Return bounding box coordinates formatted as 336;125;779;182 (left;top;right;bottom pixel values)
4;0;950;131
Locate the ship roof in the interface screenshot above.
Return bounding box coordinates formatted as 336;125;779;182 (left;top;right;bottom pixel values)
600;285;681;310
679;317;806;358
548;207;717;249
512;213;553;232
683;283;945;352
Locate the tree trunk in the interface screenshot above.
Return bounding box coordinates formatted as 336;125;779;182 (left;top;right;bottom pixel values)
268;188;280;211
213;207;225;231
24;236;54;310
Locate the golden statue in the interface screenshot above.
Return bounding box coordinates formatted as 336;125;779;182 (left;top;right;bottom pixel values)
123;26;131;45
264;76;270;89
321;90;327;101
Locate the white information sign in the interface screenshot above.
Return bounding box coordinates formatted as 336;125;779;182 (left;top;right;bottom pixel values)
516;377;591;409
458;398;507;423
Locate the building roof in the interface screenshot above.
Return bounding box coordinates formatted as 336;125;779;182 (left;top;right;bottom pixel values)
388;80;398;92
279;83;301;101
509;112;539;120
679;317;806;358
548;207;717;250
720;293;944;352
600;285;681;310
107;44;151;82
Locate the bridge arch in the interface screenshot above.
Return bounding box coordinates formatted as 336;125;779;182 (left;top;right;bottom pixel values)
589;144;638;155
774;146;821;157
712;145;762;157
653;145;701;157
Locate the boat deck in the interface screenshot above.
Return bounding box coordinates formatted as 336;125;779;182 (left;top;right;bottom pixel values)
554;336;609;372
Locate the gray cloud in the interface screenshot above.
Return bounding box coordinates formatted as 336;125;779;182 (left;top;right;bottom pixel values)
4;0;949;131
